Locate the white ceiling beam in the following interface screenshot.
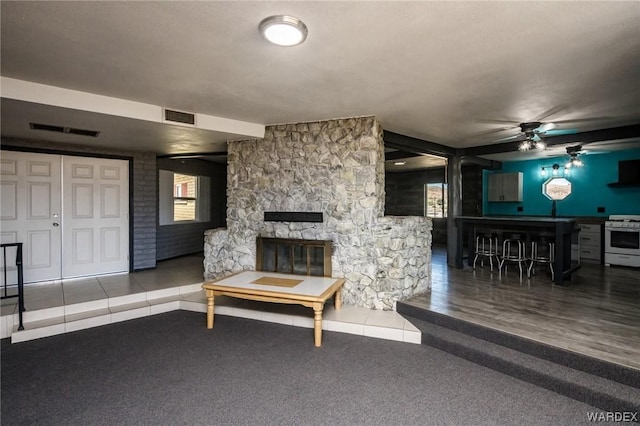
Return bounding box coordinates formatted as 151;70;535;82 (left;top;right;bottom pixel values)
0;77;265;139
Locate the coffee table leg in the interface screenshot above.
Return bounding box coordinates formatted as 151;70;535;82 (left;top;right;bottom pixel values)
206;290;215;329
313;302;323;347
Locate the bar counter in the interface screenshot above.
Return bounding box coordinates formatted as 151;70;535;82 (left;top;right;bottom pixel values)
454;216;581;284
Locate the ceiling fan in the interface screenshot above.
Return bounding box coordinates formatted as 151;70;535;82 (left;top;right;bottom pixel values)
482;120;587;152
565;144;584;167
506;122;579;151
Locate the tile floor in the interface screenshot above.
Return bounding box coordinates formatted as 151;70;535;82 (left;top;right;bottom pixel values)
0;253;420;345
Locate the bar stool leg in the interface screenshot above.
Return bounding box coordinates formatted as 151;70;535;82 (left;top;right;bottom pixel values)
500;240;506;273
549;243;555;281
517;241;524;279
488;237;493;272
473;236;480;270
528;241;536;278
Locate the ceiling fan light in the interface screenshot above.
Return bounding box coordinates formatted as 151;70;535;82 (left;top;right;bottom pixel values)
259;15;308;46
518;140;532;151
535;140;547;150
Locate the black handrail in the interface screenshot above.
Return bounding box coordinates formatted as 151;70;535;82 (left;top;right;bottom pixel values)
1;243;25;330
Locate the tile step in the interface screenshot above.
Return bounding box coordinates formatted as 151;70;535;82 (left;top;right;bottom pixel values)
7;291;420;345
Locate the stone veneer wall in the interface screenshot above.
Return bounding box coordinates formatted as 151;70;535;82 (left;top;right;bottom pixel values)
204;117;431;310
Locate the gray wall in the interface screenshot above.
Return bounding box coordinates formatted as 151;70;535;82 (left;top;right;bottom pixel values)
156;158;226;260
385;164;484;244
385;167;448;216
2;137;157;270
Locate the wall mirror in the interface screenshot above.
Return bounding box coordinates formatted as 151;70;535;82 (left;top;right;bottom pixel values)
542;177;572;200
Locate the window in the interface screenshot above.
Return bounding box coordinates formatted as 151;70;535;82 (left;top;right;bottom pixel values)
425;183;448;218
173;174;198;221
159;170;210;225
542;177;572;201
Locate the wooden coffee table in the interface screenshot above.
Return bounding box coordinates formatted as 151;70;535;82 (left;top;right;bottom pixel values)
202;271;345;347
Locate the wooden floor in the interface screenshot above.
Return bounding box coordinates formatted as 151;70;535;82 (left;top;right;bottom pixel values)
403;246;640;371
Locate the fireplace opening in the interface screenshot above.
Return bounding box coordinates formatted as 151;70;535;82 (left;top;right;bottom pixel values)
256;237;332;277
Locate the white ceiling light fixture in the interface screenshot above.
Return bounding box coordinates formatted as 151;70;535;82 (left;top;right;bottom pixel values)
518;139;533;151
259;15;308;47
566;153;584;168
535;140;547;150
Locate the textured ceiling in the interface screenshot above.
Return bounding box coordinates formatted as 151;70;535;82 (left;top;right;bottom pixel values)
1;1;640;161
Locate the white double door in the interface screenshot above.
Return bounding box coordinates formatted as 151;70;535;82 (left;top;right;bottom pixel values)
1;151;129;283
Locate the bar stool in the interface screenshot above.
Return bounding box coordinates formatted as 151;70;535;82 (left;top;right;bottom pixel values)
473;232;499;271
528;234;555;281
499;232;528;278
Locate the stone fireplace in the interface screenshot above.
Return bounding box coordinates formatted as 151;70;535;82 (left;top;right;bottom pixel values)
204;116;432;310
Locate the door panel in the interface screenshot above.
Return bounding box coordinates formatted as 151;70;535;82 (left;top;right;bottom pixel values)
0;151;62;283
62;156;128;278
72;183;94;218
1;181;18;220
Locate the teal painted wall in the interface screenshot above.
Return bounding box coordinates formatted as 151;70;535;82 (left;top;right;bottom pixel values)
483;148;640;217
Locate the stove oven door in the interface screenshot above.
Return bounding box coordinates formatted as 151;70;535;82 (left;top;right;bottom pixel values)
604;226;640;256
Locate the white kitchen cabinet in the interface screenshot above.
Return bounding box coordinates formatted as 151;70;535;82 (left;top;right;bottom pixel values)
579;223;602;263
487;172;523;202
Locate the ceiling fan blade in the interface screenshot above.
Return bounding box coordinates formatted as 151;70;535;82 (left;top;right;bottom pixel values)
535;105;568;122
476;118;522;126
493;133;525;143
538;128;579;136
475;126;519;137
546;117;611;125
546;129;579;135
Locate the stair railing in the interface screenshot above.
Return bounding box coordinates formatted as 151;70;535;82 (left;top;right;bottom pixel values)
1;242;25;330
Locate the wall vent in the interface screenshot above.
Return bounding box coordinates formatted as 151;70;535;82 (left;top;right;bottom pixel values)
29;122;100;137
163;109;196;126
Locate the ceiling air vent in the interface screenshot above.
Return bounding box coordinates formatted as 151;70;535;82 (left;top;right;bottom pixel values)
29;123;100;137
163;108;196;126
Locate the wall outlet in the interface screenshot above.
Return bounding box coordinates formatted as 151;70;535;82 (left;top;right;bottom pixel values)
517;206;524;212
597;206;605;213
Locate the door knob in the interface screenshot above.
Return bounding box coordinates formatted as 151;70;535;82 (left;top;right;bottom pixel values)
53;222;59;227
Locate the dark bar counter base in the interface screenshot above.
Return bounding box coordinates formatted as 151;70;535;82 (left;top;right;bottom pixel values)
454;216;581;284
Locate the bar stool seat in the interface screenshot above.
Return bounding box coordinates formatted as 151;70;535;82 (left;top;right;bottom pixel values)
528;234;555;281
499;233;528;278
473;232;499;271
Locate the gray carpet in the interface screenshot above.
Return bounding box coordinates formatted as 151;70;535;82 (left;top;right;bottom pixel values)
1;311;599;425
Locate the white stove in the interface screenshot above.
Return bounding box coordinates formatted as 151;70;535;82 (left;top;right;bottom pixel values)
604;215;640;267
605;215;640;228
